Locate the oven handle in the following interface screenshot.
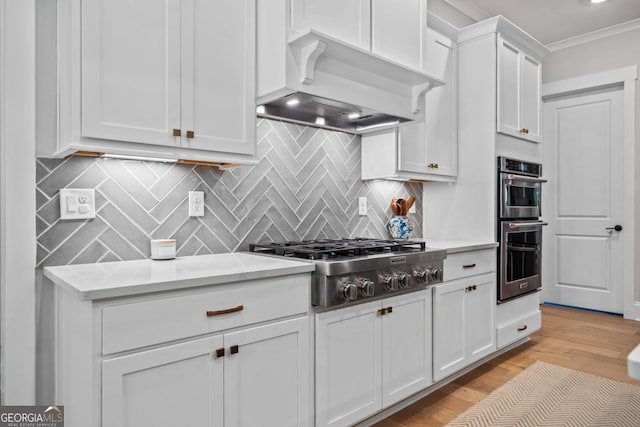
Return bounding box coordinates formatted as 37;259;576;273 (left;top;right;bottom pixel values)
506;244;539;253
506;221;549;228
504;174;548;183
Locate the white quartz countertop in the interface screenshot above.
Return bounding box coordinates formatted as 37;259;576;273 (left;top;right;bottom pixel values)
44;253;315;301
425;239;499;254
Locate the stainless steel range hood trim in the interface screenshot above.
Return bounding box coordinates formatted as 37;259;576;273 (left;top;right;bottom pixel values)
256;29;446;133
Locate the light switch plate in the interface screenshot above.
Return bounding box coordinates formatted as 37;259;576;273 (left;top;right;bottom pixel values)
60;188;95;220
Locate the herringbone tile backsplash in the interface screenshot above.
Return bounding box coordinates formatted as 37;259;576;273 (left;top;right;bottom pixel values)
36;119;422;267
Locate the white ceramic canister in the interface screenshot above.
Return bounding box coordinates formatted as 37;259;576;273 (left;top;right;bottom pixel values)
150;239;177;260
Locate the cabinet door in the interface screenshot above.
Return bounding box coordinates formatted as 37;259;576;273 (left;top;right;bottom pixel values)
381;290;432;407
102;336;223;427
82;0;181;147
224;317;310;427
519;52;542;142
397;122;428;174
424;28;457;177
371;0;427;70
466;274;496;363
497;34;542;143
290;0;371;49
496;35;521;138
433;281;466;381
181;0;256;155
316;301;382;427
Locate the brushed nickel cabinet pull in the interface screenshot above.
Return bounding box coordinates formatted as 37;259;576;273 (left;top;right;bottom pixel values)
215;348;225;358
230;345;239;355
462;263;477;269
517;325;528;332
206;305;244;317
172;128;181;137
186;130;195;138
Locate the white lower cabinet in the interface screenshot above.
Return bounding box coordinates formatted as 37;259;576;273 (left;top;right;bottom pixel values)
433;273;496;381
496;290;541;349
315;290;432;427
103;317;309;427
52;274;312;427
103;336;224;427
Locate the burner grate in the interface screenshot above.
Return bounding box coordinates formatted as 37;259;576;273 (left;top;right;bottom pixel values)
249;238;426;260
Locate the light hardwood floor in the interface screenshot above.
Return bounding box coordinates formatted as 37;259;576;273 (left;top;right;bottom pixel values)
375;304;640;426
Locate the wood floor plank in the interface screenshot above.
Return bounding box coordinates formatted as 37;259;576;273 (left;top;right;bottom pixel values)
376;304;640;426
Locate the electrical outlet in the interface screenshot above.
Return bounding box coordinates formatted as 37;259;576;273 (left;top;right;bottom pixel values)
358;197;368;216
189;191;205;217
60;188;96;220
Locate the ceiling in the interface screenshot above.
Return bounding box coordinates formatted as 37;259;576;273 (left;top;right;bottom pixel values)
452;0;640;45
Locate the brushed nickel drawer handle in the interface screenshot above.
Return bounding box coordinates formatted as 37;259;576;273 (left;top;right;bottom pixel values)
517;325;528;332
206;305;244;317
462;263;477;269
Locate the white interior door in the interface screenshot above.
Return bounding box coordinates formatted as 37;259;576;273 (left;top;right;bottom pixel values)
543;86;625;313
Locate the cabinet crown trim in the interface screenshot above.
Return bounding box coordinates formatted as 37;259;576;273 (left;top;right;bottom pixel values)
457;15;549;59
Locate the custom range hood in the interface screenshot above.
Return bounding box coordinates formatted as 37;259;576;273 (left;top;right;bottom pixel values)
257;29;445;134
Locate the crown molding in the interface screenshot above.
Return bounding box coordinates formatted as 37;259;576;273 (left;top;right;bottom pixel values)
547;18;640;52
443;0;490;22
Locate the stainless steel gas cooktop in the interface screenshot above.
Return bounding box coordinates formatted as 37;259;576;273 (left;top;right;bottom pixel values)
249;238;447;310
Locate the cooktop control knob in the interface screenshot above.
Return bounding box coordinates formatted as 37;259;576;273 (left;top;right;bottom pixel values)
413;268;428;284
340;281;358;301
356;278;375;297
380;274;397;292
397;272;409;289
429;267;441;282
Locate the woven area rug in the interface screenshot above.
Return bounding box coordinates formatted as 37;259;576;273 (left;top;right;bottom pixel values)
446;361;640;426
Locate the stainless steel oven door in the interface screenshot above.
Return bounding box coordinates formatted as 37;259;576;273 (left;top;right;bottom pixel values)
499;221;547;302
499;173;546;219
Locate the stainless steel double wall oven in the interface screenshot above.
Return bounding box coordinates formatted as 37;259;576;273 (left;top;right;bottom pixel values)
497;157;547;302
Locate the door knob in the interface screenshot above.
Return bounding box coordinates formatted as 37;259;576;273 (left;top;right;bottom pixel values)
605;225;623;232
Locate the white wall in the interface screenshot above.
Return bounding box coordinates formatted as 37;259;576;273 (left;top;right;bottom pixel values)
0;0;37;403
542;28;640;316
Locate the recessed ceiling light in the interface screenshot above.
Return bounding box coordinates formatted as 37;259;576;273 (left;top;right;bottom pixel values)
286;98;300;107
590;0;607;3
315;117;326;125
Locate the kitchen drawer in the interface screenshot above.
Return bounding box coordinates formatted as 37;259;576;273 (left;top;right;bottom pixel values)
102;274;310;355
443;249;496;281
496;310;541;349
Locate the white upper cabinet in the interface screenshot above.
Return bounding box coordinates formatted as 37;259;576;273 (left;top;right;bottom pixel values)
371;0;427;70
496;33;542;143
289;0;428;71
181;0;256;155
422;25;457;177
81;0;182;147
290;0;371;49
361;16;458;182
39;0;257;164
